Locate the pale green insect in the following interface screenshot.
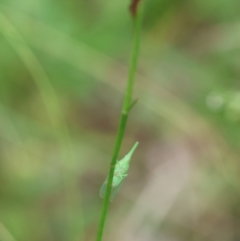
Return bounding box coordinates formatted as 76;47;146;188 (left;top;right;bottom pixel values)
99;142;139;201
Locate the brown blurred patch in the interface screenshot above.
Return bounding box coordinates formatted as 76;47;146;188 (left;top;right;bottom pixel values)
130;0;141;17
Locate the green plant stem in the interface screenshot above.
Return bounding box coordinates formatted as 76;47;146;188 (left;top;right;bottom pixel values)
95;3;143;241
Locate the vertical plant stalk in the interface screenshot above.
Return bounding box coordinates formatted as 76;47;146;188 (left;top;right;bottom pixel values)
95;1;143;241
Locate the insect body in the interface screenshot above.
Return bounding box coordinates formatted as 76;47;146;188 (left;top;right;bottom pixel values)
99;142;139;201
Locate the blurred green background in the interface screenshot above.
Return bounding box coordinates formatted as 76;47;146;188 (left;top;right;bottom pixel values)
1;0;240;240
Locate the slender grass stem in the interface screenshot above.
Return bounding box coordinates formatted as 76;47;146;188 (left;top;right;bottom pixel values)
95;2;144;241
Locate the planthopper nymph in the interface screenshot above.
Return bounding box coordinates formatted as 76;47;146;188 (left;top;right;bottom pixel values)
99;142;139;201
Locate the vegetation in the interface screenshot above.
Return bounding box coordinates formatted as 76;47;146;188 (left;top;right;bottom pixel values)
1;0;240;240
